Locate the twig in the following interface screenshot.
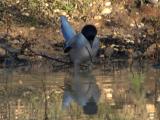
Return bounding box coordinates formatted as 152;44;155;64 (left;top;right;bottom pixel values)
29;48;71;64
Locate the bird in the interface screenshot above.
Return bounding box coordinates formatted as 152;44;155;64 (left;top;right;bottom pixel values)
62;71;101;115
60;16;99;73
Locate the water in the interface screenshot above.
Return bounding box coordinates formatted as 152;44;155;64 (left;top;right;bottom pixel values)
0;60;160;120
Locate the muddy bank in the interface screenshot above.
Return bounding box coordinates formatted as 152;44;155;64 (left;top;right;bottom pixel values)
0;1;160;69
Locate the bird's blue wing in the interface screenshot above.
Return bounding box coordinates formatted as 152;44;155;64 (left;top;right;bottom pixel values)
64;33;88;52
60;16;76;42
76;33;88;49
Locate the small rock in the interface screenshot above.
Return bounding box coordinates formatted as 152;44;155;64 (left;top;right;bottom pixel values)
89;3;93;7
140;22;144;27
137;23;144;28
60;11;68;16
126;39;134;44
110;44;116;48
37;55;43;59
30;27;35;31
105;1;111;6
143;34;146;37
19;80;23;85
16;0;20;4
106;19;111;22
19;30;23;34
54;9;60;13
130;23;135;27
113;31;117;35
101;7;112;15
94;15;102;20
22;12;30;16
100;54;105;58
93;1;96;4
126;34;132;38
45;3;49;7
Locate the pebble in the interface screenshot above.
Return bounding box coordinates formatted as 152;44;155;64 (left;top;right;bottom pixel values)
94;15;102;20
89;3;93;7
126;39;134;44
45;3;49;7
16;0;20;4
54;9;60;13
138;23;144;28
105;1;111;7
22;12;30;16
30;27;35;31
130;23;135;27
101;7;112;15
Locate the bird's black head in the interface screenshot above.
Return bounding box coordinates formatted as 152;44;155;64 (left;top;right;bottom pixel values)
81;25;97;45
82;100;98;115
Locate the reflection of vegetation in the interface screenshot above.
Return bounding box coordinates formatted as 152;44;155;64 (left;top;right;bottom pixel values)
98;99;148;120
130;73;145;94
97;103;128;120
0;70;157;120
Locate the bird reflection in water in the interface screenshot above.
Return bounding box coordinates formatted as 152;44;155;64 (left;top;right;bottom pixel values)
62;71;101;115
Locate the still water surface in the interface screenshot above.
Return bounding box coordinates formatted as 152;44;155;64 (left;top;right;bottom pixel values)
0;60;160;120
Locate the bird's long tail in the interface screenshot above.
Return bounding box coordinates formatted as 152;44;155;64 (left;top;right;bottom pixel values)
60;16;76;41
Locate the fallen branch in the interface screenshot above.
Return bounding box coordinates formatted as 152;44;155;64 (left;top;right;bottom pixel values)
28;48;89;67
0;44;20;54
29;48;71;64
